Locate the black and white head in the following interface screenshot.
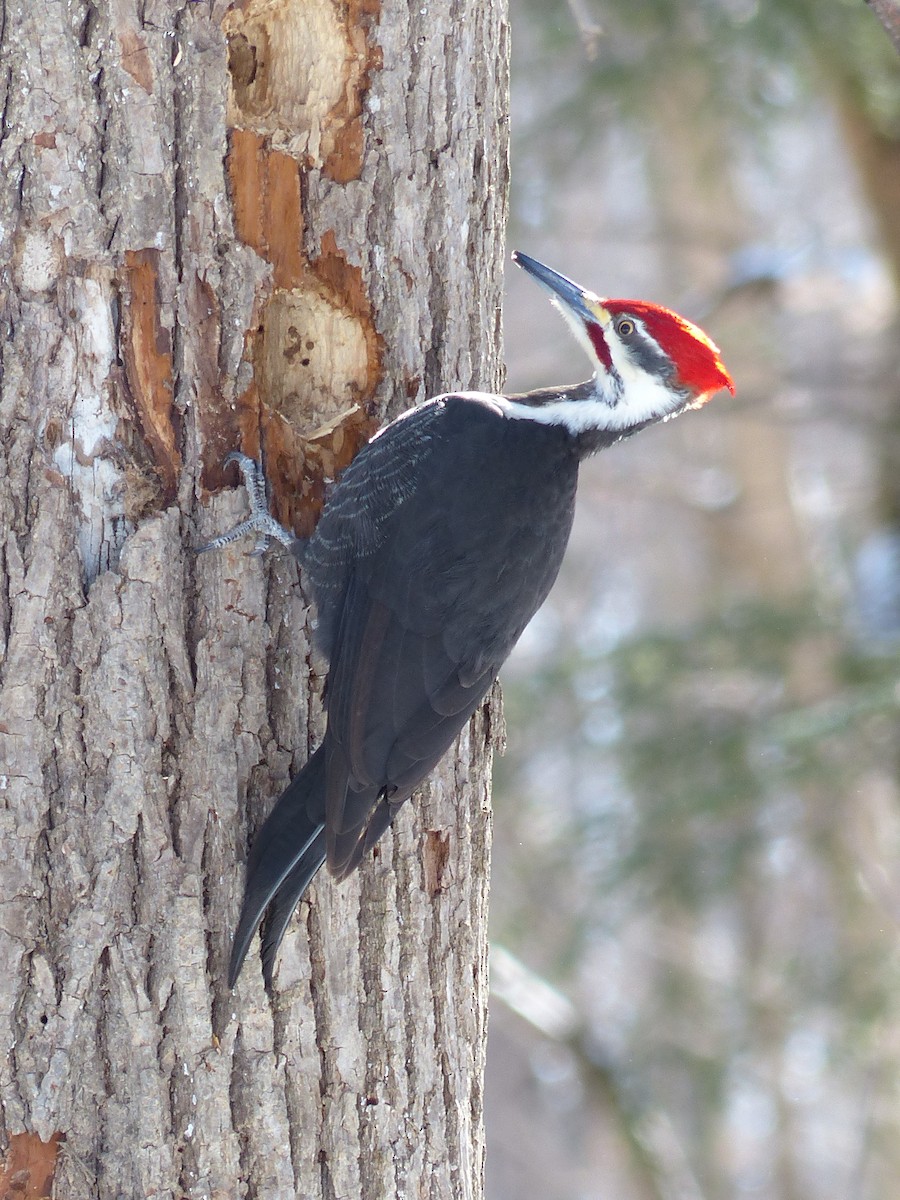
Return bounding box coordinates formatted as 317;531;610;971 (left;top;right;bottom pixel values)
508;252;735;435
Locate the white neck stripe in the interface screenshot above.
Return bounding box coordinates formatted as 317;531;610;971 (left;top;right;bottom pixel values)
496;396;638;433
445;375;688;435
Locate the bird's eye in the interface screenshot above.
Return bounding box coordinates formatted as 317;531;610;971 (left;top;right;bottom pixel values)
616;318;636;338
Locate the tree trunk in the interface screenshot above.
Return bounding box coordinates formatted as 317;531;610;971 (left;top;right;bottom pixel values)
0;1;509;1196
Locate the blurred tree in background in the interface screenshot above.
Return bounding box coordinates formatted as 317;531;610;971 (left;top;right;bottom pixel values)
488;1;900;1197
514;0;900;276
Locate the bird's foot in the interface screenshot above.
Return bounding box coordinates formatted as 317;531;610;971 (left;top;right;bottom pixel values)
198;452;302;558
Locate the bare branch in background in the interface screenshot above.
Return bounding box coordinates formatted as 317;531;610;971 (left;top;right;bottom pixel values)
567;0;603;59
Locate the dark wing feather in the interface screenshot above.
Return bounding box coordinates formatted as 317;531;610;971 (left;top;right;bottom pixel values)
308;395;580;880
303;400;448;659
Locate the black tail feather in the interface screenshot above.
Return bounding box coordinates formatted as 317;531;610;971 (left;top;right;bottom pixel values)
228;744;328;986
260;829;327;985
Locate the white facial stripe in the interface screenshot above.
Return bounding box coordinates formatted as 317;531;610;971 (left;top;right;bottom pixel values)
513;303;687;433
552;298;599;362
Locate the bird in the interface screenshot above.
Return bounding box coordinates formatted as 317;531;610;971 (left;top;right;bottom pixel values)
203;251;735;986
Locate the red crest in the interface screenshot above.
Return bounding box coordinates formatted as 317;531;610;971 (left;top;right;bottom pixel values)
604;299;735;401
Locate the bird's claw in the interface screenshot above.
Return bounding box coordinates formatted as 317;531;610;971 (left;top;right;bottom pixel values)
197;453;301;556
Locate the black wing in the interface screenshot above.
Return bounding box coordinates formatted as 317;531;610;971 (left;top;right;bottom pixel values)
305;394;579;878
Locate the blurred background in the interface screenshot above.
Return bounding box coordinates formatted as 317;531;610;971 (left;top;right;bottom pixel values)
485;1;900;1197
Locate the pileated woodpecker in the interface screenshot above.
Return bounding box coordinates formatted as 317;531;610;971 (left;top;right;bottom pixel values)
204;252;734;986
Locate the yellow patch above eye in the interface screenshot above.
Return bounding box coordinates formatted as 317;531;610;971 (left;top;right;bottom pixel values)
585;298;611;326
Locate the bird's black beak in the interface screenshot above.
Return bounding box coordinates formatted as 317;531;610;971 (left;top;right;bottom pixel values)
512;251;611;328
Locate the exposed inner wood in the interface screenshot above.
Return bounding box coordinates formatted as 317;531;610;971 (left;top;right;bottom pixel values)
120;248;181;505
0;1132;62;1200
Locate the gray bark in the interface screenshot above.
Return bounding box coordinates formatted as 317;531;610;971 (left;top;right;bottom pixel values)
0;0;509;1196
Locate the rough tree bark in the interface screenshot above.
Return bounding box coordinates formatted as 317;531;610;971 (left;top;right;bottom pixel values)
0;0;509;1196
